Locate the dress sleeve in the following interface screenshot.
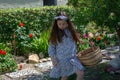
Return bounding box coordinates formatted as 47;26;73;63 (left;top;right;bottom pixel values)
48;42;56;57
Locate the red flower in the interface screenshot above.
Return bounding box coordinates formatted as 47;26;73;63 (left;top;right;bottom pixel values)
83;34;88;38
96;36;101;41
2;51;6;55
0;50;7;55
19;64;23;70
0;50;2;53
19;22;24;27
29;33;33;38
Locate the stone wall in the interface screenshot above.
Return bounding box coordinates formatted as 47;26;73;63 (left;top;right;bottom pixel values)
57;0;68;6
0;0;68;9
0;0;43;9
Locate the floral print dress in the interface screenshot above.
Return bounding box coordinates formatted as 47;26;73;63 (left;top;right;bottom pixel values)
48;28;84;78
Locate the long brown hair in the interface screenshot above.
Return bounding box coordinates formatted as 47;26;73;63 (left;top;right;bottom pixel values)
49;12;79;45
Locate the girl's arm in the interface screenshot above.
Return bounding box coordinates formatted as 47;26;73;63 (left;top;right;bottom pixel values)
78;39;84;44
48;43;57;66
51;57;57;66
76;32;84;44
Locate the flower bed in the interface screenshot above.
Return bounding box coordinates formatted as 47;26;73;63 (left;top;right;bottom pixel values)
0;43;17;74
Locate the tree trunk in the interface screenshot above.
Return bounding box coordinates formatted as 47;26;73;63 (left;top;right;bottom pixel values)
116;28;120;51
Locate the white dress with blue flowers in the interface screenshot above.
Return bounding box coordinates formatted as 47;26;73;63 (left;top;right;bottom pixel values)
48;28;84;78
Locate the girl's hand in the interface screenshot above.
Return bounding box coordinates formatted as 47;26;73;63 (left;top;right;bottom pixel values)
76;32;84;44
79;39;84;44
51;58;58;66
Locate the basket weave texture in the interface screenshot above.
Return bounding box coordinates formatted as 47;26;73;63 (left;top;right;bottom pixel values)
77;46;103;66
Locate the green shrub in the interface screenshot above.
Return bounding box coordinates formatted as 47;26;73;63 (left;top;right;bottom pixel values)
0;6;68;55
0;6;117;57
0;43;17;74
0;6;89;43
31;29;50;57
15;22;34;55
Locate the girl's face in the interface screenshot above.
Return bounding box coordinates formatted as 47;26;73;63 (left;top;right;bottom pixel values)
57;20;68;30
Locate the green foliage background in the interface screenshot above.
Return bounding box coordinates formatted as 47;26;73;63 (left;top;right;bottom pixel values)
0;6;90;43
0;5;118;56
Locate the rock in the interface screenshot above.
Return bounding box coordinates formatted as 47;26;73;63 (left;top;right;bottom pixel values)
15;56;26;64
28;54;39;63
47;58;51;61
5;68;39;79
39;52;45;59
35;61;53;71
109;58;120;69
39;58;48;63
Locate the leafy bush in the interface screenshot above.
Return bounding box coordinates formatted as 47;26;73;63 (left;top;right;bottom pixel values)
31;30;50;57
15;22;34;55
77;31;116;52
0;43;17;74
0;6;73;55
0;6;89;43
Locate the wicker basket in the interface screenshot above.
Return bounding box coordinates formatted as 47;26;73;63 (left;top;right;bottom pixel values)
77;46;103;66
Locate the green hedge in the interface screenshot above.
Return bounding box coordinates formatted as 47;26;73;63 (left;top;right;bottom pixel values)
0;6;92;56
0;6;89;43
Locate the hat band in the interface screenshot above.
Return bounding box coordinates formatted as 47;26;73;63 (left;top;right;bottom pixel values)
54;16;68;20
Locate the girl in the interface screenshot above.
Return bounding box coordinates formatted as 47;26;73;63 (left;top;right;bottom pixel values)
48;12;84;80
